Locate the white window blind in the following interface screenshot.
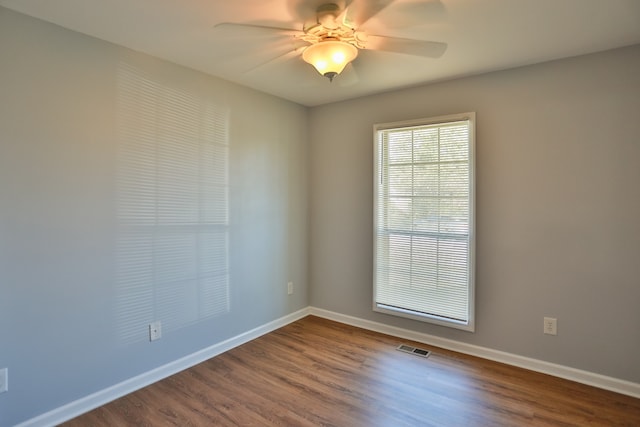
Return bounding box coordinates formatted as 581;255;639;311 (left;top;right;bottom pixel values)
374;113;475;331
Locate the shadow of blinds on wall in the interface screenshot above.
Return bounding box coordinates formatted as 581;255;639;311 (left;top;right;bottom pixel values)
115;62;230;344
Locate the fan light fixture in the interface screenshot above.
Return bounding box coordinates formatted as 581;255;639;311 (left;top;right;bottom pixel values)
302;40;358;82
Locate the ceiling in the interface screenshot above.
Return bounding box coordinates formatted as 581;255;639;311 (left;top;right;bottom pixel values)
2;0;640;106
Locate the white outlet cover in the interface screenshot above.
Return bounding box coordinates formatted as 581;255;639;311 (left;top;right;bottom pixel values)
149;321;162;341
0;368;7;393
543;317;557;335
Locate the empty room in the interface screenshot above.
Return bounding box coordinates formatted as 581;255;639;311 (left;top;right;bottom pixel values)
1;1;639;426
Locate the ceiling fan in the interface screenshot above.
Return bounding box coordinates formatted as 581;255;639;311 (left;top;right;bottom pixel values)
214;0;447;82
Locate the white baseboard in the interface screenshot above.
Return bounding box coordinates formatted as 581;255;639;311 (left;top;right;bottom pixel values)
17;307;311;427
17;305;639;426
308;307;640;399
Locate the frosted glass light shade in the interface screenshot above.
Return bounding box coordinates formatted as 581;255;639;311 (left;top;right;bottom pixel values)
302;41;358;81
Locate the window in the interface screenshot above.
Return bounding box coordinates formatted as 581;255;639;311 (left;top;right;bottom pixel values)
373;113;475;331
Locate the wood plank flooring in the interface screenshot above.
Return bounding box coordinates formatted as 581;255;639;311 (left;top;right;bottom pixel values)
62;316;640;426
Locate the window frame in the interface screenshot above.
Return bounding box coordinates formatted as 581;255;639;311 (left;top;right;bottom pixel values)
373;112;476;332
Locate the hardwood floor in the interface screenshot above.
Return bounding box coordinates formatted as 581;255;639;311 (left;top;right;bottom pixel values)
62;316;640;426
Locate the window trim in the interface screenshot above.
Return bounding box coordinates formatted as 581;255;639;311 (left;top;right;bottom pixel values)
373;112;476;332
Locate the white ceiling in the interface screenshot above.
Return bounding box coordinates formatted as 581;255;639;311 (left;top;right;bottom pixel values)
2;0;640;106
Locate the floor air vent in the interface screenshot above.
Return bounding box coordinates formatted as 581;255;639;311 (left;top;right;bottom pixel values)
397;344;431;358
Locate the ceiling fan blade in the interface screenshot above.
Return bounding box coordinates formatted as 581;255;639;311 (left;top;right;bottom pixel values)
213;22;302;38
366;35;447;58
343;0;397;28
244;42;308;74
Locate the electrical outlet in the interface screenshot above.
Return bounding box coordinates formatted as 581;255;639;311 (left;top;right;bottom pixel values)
149;321;162;341
543;317;557;335
287;281;293;295
0;368;7;393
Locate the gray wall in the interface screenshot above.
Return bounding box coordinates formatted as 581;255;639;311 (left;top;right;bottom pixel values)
0;7;308;426
2;4;639;426
309;45;640;383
